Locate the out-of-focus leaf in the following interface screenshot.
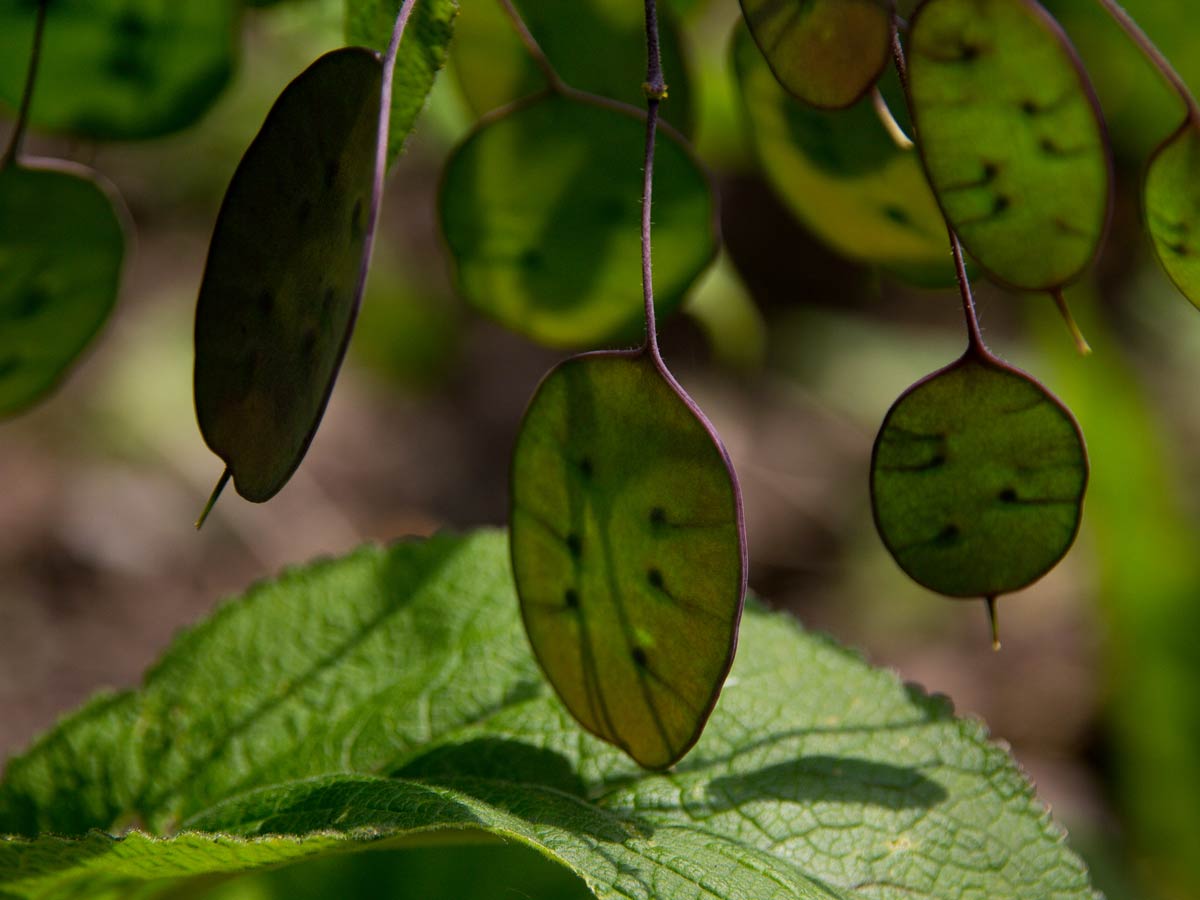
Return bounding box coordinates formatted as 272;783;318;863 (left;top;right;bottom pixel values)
739;0;894;109
733;26;952;285
194;48;382;503
0;159;126;417
0;530;1098;900
451;0;695;136
345;0;457;164
907;0;1111;291
0;0;238;140
510;351;744;769
1145;118;1200;307
439;93;716;348
871;352;1087;598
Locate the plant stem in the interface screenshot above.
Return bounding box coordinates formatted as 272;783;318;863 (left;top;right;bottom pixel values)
890;27;989;358
196;469;231;530
640;0;666;359
872;87;913;150
1094;0;1200;124
1;0;49;170
496;0;567;92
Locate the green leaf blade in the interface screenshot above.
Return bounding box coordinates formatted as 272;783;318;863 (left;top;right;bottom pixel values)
739;0;895;109
907;0;1111;291
193;48;384;504
1;531;1099;900
0;160;126;418
439;95;717;347
0;0;237;140
510;352;745;770
345;0;457;165
871;354;1088;598
1145;118;1200;307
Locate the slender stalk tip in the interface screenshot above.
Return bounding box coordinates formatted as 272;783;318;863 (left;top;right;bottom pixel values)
196;469;232;530
872;87;913;150
1052;289;1092;357
985;596;1001;652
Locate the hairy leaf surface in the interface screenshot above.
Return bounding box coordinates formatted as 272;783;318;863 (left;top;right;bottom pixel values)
194;48;383;503
452;0;694;135
0;160;126;418
510;351;744;769
733;27;951;284
871;354;1087;598
345;0;457;165
739;0;894;109
0;0;236;140
907;0;1111;290
1145;118;1200;307
0;531;1097;899
439;94;716;347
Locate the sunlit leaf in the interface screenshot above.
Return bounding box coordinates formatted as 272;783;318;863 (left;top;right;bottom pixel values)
510;352;745;769
739;0;894;109
732;26;953;285
0;0;237;140
907;0;1111;290
439;94;716;348
194;48;383;503
1145;117;1200;307
345;0;457;165
871;352;1087;600
0;159;126;418
451;0;695;135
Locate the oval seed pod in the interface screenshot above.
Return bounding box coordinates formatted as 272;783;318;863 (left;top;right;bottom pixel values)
510;350;746;769
871;353;1087;642
0;159;127;417
739;0;895;109
907;0;1111;292
1145;118;1200;308
194;48;383;506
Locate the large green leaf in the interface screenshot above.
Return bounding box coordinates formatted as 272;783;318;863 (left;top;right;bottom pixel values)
0;530;1098;899
1145;118;1200;307
0;0;237;140
739;0;894;109
733;26;952;285
345;0;457;165
194;48;383;505
907;0;1111;291
871;353;1087;601
451;0;695;136
439;93;717;347
510;351;744;769
0;159;126;418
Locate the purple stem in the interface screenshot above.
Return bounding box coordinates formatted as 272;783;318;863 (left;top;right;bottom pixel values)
1094;0;1200;124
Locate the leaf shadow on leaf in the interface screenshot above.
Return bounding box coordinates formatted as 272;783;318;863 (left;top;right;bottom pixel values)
703;756;947;813
394;737;586;798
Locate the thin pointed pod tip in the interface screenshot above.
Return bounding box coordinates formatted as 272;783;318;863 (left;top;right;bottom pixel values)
1052;289;1092;356
196;468;232;530
986;596;1001;652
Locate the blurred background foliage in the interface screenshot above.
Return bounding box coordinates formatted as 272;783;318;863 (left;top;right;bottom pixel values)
2;0;1200;898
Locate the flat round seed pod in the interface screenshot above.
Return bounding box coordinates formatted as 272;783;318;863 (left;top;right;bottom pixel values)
451;0;695;136
0;159;126;417
0;0;237;140
871;354;1087;599
194;48;383;503
732;26;953;285
1145;118;1200;307
908;0;1111;290
510;351;746;769
739;0;894;109
439;94;716;348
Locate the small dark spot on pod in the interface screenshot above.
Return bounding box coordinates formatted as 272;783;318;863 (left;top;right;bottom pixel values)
959;44;979;61
982;162;999;180
999;487;1019;503
563;588;579;609
302;328;319;358
883;205;910;226
631;647;648;667
1021;99;1039;115
649;506;666;526
324;160;339;188
520;249;543;269
1170;242;1191;257
0;356;19;378
993;195;1011;214
566;533;582;557
936;524;960;545
647;568;664;589
579;457;593;478
323;286;336;312
350;198;364;239
15;286;49;319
